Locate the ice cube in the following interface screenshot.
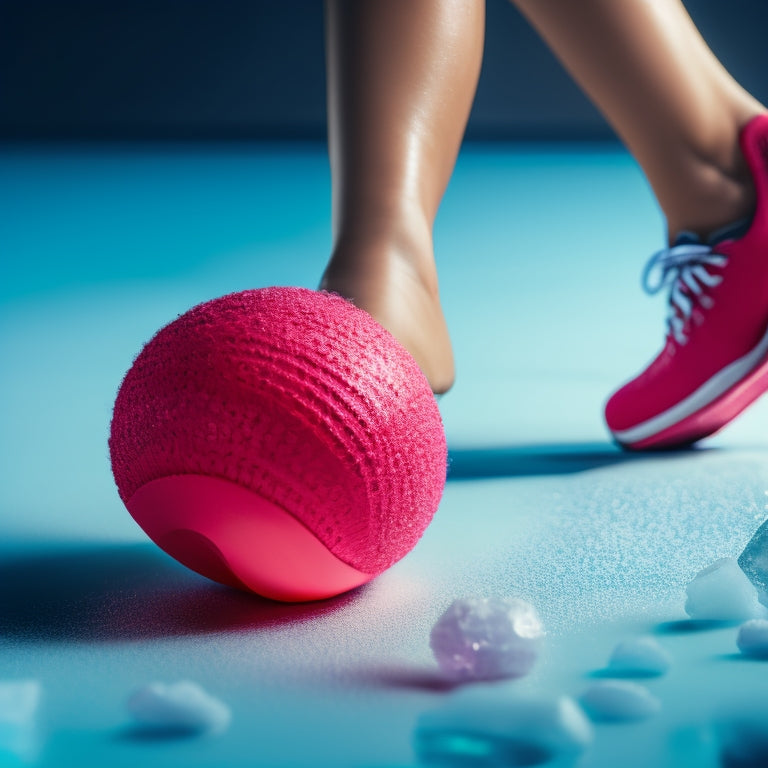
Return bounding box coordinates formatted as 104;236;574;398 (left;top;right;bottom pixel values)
579;681;660;723
737;619;768;659
126;681;230;735
607;636;671;677
430;597;544;681
415;691;592;767
738;518;768;607
684;558;767;621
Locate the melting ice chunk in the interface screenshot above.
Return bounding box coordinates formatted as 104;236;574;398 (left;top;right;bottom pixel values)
684;558;768;621
415;691;593;767
737;619;768;659
579;681;660;723
126;681;231;735
607;636;671;677
738;518;768;607
0;680;41;761
430;597;544;681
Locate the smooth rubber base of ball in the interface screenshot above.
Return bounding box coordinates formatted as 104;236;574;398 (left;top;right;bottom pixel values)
126;475;374;602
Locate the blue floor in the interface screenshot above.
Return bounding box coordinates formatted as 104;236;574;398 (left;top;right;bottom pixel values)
1;142;767;767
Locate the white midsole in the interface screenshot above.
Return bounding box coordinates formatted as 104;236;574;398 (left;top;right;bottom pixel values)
612;320;768;445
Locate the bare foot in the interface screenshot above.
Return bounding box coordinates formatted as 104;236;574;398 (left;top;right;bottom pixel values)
320;240;455;394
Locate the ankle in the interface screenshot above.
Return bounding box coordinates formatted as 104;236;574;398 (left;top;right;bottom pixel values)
664;156;756;242
319;214;454;394
324;213;437;295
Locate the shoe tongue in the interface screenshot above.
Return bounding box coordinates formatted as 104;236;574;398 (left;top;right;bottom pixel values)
671;217;751;248
672;231;702;246
706;217;751;245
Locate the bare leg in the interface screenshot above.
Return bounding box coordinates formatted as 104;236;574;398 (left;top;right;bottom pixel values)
322;0;484;393
511;0;766;241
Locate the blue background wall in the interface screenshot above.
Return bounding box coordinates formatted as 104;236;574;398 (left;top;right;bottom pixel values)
2;0;768;141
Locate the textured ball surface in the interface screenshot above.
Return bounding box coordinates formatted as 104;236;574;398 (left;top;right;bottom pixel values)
110;287;447;586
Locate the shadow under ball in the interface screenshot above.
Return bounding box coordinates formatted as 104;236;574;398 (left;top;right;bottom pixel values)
109;287;447;602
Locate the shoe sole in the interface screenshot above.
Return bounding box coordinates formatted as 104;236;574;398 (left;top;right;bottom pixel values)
610;322;768;450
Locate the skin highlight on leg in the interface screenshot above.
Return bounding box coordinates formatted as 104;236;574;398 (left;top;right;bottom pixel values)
510;0;767;241
322;0;485;394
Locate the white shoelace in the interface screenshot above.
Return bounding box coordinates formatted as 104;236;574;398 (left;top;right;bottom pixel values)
642;242;727;345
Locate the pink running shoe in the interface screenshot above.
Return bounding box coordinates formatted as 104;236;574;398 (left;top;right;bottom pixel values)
605;114;768;450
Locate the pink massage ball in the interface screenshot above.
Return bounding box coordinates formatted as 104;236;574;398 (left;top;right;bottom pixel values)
109;287;447;602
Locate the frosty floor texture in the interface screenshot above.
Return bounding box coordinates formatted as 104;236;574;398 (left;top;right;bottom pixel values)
1;142;767;767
